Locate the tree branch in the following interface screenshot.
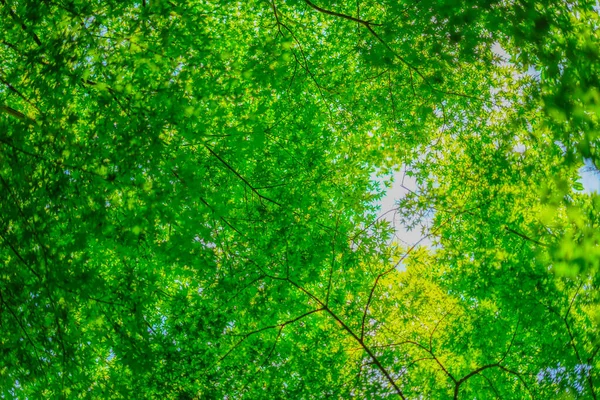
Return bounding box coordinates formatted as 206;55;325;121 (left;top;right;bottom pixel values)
220;307;324;361
303;0;380;27
203;143;282;207
504;226;549;247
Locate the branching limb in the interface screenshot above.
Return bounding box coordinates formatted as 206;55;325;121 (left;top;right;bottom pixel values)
203;143;282;207
302;0;484;101
0;0;43;46
220;308;324;361
0;290;48;383
303;0;380;27
504;226;549;247
453;319;528;399
1;104;33;121
253;264;406;398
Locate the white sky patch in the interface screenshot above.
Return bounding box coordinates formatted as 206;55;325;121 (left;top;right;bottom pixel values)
374;167;432;248
374;157;599;256
491;42;511;67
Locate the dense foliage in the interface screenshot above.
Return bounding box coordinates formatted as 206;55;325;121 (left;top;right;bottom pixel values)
1;0;599;398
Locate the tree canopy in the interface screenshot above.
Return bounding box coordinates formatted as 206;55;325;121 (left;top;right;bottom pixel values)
1;0;600;398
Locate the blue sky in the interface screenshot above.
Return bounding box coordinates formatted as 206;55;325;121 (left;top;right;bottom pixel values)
581;159;600;193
